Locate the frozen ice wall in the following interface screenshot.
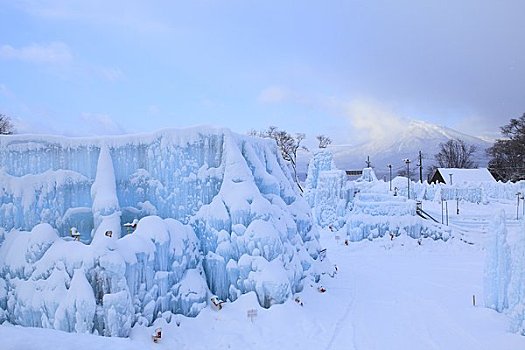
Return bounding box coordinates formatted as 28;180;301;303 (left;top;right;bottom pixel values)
0;127;325;335
0;128;229;237
391;177;525;203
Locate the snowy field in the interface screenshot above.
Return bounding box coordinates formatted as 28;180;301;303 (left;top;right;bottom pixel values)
2;199;525;350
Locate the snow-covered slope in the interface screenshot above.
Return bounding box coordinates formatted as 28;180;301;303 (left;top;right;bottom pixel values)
0;127;326;336
303;120;492;179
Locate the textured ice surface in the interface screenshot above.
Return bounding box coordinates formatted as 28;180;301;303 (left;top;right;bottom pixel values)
0;128;324;336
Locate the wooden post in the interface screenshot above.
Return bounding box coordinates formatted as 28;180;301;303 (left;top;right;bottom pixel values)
472;294;476;306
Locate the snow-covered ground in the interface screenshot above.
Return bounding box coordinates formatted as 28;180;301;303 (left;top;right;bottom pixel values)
2;200;525;350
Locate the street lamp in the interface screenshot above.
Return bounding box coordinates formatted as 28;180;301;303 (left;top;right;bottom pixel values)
388;164;392;192
404;159;411;199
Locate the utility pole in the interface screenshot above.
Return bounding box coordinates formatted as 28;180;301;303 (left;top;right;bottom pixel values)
522;194;525;217
388;164;392;191
517;192;522;220
418;151;423;183
366;156;371;168
404;159;411;199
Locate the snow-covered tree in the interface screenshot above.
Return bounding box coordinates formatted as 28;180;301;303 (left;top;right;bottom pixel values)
0;113;14;135
250;126;307;192
316;134;332;149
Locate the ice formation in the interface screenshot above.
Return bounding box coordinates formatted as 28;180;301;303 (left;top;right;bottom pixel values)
304;150;354;228
484;211;511;312
0;128;325;336
304;150;451;241
485;214;525;334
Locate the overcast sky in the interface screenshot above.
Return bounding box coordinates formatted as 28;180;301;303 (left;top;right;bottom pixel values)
0;0;523;144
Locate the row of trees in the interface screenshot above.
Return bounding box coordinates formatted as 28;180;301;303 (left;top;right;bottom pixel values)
251;113;525;189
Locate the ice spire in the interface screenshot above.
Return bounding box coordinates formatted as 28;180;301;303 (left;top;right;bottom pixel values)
90;145;121;245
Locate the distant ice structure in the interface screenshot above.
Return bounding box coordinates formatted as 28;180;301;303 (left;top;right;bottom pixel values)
304;150;354;229
0;127;326;336
304;151;451;241
343;192;451;242
356;167;378;183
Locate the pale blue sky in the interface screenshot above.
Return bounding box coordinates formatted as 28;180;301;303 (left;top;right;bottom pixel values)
1;0;524;144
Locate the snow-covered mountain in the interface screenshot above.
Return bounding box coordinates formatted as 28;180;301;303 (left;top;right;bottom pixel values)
300;120;492;181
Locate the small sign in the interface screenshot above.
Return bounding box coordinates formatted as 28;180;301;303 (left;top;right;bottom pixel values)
247;309;257;322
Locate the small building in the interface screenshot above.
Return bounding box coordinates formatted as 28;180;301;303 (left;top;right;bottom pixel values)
345;169;363;181
429;168;496;185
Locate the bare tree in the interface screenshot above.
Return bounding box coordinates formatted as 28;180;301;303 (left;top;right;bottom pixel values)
0;114;14;135
251;126;307;192
316;135;332;148
434;139;477;169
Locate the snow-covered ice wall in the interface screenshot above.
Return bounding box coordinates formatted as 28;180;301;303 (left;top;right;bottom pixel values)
0;128;230;235
0;127;325;336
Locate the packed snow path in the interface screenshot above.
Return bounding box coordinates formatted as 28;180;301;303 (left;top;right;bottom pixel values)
321;235;525;350
2;234;525;349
